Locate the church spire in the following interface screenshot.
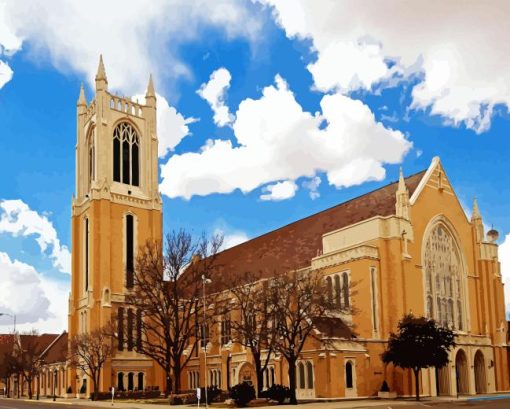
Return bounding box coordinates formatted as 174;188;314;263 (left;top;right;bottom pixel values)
145;74;156;108
471;196;485;242
471;196;481;221
77;83;86;107
95;54;108;91
395;167;410;220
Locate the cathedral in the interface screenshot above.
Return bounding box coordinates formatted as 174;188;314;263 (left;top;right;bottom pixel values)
64;59;509;399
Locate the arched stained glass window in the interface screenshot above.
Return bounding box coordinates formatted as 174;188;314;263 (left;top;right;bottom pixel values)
423;222;466;330
113;122;139;186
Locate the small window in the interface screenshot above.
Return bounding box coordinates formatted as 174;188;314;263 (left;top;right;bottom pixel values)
345;362;353;388
306;361;313;389
298;362;305;389
342;272;349;308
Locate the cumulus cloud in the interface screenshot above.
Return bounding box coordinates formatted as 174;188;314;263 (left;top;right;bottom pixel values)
260;180;297;201
160;75;411;199
302;176;321;200
0;60;12;88
0;200;71;274
198;67;235;127
260;0;510;133
0;0;261;94
0;252;50;326
217;229;250;251
499;233;510;317
134;93;197;157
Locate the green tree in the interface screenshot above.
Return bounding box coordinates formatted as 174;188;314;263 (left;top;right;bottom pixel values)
382;314;456;401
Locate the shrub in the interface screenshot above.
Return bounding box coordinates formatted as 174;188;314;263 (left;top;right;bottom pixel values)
66;386;72;394
79;384;86;394
230;382;255;407
262;385;289;404
200;386;222;404
380;381;390;392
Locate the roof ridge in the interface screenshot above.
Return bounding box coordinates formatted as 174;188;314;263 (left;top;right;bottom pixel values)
217;169;427;255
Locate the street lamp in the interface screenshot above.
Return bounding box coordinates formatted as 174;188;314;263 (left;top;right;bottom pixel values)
0;313;16;332
202;274;212;408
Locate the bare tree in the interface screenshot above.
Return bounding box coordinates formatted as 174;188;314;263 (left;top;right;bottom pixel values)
68;326;113;401
125;229;223;395
267;270;355;405
219;271;277;396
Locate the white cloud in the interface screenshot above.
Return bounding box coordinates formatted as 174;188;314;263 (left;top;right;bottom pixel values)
134;93;197;157
260;180;297;201
0;60;12;88
260;0;510;133
222;231;250;251
160;75;410;199
302;176;321;200
198;67;235;127
0;0;261;95
0;200;71;274
499;233;510;317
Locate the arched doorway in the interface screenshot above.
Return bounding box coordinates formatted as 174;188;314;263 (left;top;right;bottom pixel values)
344;360;357;397
435;366;451;396
117;372;124;391
474;350;487;394
237;363;255;386
128;372;134;391
455;349;469;395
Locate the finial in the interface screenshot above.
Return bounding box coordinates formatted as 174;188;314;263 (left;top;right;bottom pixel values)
146;74;155;98
77;83;86;106
471;196;481;221
95;54;107;82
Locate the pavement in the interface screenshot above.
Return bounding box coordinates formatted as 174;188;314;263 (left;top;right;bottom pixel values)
1;394;510;409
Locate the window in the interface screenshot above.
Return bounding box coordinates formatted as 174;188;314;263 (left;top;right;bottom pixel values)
334;275;341;307
84;218;89;291
137;373;144;391
113;122;139;186
298;362;305;389
345;361;353;389
126;214;134;288
423;222;465;330
326;276;333;304
306;361;313;389
136;309;142;350
342;272;349;308
370;267;378;332
87;128;95;191
221;315;231;345
200;324;209;348
118;307;124;351
127;308;134;351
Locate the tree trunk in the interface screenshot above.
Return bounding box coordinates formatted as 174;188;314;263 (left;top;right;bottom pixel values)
27;376;32;399
288;359;297;405
253;352;263;397
173;361;182;394
165;371;172;397
413;368;420;401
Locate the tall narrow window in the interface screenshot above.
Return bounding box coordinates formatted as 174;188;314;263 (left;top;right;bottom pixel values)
118;307;124;351
127;308;134;351
298;363;305;389
326;276;333;304
85;218;89;291
342;272;349;308
221;315;231;345
334;275;341;307
370;268;378;332
306;361;313;389
136;309;142;350
113;122;139;186
126;215;134;288
345;362;353;388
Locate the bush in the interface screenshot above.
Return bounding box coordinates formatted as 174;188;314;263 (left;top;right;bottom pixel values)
261;385;289;404
380;381;390;392
200;386;223;404
79;384;86;394
230;382;255;407
66;386;72;394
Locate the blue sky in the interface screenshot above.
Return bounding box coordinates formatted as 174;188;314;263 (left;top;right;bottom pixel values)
1;1;509;332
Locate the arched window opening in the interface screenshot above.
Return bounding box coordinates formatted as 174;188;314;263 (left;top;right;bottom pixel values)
127;373;134;391
424;223;465;330
334;275;341;307
127;308;134;351
270;367;275;387
342;272;349;308
84;218;89;292
326;276;333;304
137;373;144;391
136;309;142;350
103;288;110;305
113;122;139;186
345;362;353;389
298;362;305;389
117;372;124;391
306;361;313;389
126;214;134;288
117;307;124;351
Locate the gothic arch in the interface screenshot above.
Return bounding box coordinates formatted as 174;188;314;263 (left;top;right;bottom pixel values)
112;120;141;186
421;215;469;330
474;350;487;394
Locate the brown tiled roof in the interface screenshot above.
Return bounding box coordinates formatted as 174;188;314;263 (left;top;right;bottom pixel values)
19;333;59;353
40;332;68;364
210;171;426;287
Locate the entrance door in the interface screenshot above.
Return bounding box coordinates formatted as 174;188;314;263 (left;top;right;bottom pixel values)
474;351;486;394
435;366;451;396
455;349;469;395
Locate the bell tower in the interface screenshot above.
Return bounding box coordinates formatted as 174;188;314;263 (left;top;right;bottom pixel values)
69;56;162;394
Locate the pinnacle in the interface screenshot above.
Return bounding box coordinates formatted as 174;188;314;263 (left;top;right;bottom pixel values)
77;83;86;106
397;166;407;192
95;54;107;82
146;74;155;98
471;196;481;221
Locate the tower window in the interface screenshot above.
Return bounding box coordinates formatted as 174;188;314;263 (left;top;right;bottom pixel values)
127;308;134;351
87;128;95;191
85;218;89;292
126;214;134;288
118;307;124;351
113;122;139;186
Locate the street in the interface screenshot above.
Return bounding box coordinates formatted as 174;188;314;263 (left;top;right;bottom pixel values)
1;397;510;409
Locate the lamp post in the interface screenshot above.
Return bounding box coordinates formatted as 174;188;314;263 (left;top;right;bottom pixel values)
202;274;212;408
53;370;57;401
0;313;16;332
